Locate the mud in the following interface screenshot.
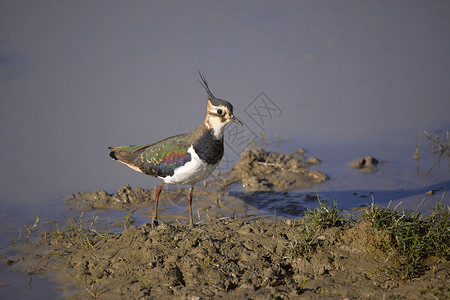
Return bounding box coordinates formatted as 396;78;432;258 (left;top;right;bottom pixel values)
3;148;449;299
229;148;329;192
5;219;449;299
348;156;386;173
65;184;152;210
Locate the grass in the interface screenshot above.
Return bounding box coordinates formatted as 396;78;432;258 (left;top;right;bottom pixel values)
279;228;317;260
283;196;449;280
66;212;104;251
282;197;346;260
40;213;112;297
305;198;345;230
420;130;449;156
135;273;152;291
10;216;40;244
9;193;449;289
414;129;449;176
11;212;111;251
122;207;138;229
24;216;40;243
360;199;449;279
68;272;106;298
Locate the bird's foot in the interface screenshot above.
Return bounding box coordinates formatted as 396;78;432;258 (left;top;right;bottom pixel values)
151;218;159;229
189;219;196;228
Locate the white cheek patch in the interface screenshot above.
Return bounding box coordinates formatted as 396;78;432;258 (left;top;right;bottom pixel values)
206;116;227;139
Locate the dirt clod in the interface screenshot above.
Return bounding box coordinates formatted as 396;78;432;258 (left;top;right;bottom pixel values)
348;156;386;173
230;148;329;192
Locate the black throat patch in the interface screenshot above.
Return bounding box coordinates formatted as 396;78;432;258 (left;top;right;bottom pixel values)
193;129;224;165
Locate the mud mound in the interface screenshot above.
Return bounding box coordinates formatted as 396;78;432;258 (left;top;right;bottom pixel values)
348;156;386;173
230;148;329;192
64;184;153;210
64;184;199;211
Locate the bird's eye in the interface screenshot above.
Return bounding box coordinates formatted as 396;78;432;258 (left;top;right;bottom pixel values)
217;109;223;115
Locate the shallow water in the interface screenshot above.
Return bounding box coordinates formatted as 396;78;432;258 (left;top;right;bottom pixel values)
1;0;450;297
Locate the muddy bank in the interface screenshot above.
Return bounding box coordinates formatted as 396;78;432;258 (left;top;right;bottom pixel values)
4;147;449;299
5;217;449;299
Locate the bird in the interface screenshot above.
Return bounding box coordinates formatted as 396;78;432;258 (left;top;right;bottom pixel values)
108;71;242;227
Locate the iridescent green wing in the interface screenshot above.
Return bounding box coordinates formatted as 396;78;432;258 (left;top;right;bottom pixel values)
109;133;193;177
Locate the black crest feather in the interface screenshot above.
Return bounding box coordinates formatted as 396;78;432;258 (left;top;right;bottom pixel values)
198;70;216;99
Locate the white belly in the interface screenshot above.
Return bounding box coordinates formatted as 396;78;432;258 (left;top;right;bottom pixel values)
160;145;219;186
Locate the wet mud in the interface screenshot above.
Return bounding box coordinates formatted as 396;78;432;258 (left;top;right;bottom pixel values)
348;156;386;173
3;148;449;299
5;219;449;299
229;148;329;192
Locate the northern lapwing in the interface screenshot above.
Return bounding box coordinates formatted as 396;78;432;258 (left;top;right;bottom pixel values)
109;72;242;227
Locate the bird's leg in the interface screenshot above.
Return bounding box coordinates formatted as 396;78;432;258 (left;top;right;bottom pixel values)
152;182;165;228
187;186;195;227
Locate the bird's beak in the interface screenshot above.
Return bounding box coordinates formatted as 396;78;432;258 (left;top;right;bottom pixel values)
231;115;243;126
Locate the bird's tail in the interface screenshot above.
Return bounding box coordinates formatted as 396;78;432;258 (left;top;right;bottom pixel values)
108;145;149;163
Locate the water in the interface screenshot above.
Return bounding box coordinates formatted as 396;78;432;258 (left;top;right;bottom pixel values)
1;0;449;297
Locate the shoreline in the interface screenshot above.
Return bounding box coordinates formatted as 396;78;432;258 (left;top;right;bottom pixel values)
4;201;449;299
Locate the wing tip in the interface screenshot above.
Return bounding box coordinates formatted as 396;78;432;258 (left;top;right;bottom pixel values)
109;149;117;160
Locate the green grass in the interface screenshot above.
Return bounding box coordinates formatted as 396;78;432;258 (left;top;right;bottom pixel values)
12;212;111;250
283;197;449;280
122;207;138;229
280;228;317;260
305;198;345;230
66;212;105;251
11;216;40;244
281;198;346;259
10;193;449;285
360;200;449;279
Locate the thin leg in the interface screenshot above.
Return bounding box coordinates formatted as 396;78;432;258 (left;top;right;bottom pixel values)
152;182;165;228
187;186;195;227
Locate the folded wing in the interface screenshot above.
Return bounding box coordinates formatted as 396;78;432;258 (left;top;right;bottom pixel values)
109;134;192;178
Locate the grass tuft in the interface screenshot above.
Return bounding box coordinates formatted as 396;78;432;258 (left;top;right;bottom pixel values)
283;198;449;280
305;198;344;230
282;197;345;259
122;207;138;229
65;212;110;251
24;216;40;243
360;200;450;279
281;229;317;260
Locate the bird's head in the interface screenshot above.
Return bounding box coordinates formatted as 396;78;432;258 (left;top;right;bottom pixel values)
199;71;242;139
